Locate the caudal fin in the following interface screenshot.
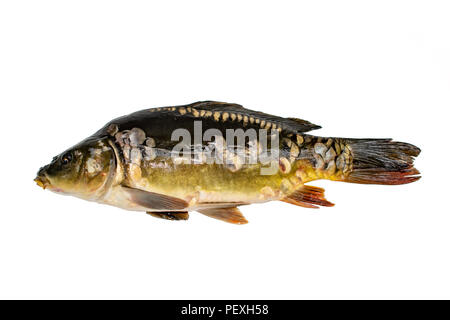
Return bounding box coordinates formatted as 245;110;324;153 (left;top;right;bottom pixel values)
344;139;421;185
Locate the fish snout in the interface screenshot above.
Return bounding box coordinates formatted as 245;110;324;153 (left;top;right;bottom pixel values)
35;165;50;189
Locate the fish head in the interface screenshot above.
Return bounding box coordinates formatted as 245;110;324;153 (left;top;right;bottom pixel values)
35;137;116;200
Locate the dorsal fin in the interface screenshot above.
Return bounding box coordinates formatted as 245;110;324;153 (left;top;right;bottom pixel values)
182;101;321;133
189;101;245;110
287;117;321;131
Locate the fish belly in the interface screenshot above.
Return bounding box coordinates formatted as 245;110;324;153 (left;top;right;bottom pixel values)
128;159;299;208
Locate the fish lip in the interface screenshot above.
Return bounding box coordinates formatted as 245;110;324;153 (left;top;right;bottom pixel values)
34;175;50;190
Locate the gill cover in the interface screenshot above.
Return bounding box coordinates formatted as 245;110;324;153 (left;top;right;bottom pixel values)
35;137;116;200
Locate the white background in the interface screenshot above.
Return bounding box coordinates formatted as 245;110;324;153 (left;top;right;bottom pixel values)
0;0;449;299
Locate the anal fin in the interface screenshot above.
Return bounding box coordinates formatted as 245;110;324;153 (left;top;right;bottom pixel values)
147;211;189;221
197;207;248;224
281;185;334;209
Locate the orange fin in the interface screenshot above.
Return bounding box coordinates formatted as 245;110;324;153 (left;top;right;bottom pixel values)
281;185;334;209
345;167;421;185
122;186;188;210
344;138;421;185
197;207;248;224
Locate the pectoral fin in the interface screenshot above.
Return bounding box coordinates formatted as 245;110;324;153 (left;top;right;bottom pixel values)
197;207;248;224
147;211;189;221
123;186;188;210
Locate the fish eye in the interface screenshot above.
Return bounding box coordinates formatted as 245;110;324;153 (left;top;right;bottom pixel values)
61;152;73;165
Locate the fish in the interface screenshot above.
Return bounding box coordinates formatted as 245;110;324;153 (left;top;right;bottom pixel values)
35;101;421;224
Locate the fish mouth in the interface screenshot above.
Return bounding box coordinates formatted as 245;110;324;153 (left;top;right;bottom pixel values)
34;175;51;189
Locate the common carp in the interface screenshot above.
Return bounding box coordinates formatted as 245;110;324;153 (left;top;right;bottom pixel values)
35;101;421;224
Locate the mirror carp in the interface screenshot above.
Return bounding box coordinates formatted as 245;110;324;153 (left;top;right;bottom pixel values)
35;101;421;224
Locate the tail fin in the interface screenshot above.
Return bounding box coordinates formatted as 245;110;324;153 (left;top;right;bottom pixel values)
345;139;421;185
